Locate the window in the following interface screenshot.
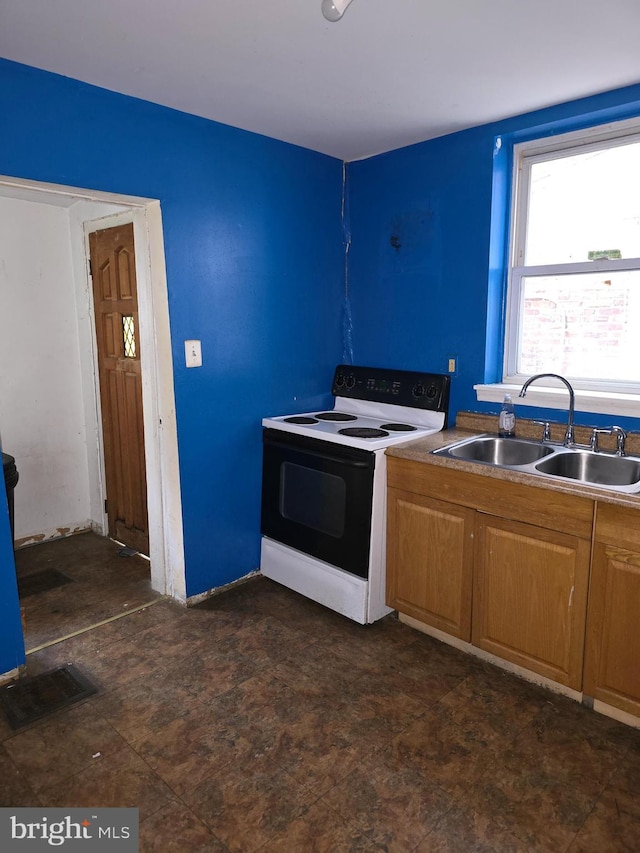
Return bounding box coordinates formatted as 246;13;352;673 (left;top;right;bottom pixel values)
504;118;640;393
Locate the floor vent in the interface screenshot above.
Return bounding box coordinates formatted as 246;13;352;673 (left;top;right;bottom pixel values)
0;665;98;729
17;568;73;598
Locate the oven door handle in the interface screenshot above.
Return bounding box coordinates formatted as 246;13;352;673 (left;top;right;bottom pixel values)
263;435;373;469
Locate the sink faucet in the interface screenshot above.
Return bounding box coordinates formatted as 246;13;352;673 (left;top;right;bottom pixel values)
591;425;627;456
519;373;576;447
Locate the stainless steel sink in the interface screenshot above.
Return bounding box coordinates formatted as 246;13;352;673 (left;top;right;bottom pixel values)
431;434;640;494
535;451;640;487
437;435;554;466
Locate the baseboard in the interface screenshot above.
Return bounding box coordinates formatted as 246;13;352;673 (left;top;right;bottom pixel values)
185;570;260;606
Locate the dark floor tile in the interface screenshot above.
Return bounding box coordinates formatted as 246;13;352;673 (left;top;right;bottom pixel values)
416;802;536;853
322;759;453;851
533;695;640;755
182;753;312;853
212;669;318;733
132;703;258;796
465;759;601;851
434;667;550;738
275;705;374;798
8;537;640;853
496;699;632;800
371;634;480;705
258;799;390;852
38;744;177;818
68;637;169;694
568;787;640;852
336;670;427;736
93;676;202;743
389;704;505;799
3;702;127;792
128;622;217;667
0;700;19;741
0;743;41;806
139;801;229;852
201;577;349;634
165;647;264;703
17;532;163;650
606;741;640;797
211;612;318;665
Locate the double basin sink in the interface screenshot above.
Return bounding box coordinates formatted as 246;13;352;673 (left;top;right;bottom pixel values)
431;434;640;494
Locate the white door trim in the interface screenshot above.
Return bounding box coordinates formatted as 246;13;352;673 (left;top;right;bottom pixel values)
0;175;186;601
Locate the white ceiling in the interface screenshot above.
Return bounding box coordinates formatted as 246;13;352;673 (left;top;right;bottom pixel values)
1;0;640;162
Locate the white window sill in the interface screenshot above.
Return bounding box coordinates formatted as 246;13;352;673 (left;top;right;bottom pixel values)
474;384;640;419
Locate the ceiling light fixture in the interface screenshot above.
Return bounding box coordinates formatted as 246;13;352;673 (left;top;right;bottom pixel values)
321;0;354;22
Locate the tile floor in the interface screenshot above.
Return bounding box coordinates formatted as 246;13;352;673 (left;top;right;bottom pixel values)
2;536;640;851
16;532;163;650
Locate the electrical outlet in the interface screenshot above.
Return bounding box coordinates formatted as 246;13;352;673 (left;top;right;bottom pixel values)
185;339;202;368
448;357;456;374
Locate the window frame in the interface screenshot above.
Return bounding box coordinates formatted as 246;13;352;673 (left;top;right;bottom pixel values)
503;116;640;394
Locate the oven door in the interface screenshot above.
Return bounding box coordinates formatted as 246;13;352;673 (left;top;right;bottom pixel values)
261;428;375;579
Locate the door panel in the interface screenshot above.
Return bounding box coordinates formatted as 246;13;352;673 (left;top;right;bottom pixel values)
90;223;149;555
584;543;640;716
472;514;589;689
386;488;474;640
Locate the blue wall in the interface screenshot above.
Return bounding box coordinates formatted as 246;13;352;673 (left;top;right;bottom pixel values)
0;59;344;604
347;83;640;432
2;55;640;673
0;458;25;675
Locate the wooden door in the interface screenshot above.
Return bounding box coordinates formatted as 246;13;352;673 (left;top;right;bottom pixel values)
89;223;149;555
386;487;474;640
472;514;590;689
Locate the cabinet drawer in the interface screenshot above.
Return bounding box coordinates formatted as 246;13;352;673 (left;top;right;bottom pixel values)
387;456;594;539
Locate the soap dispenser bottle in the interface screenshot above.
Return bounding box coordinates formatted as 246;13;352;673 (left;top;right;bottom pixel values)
498;394;516;437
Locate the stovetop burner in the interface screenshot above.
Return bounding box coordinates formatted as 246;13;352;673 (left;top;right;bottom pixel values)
380;423;417;432
315;412;358;421
263;365;450;450
283;416;319;424
338;427;389;438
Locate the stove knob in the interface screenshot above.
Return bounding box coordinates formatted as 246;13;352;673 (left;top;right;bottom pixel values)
412;383;425;398
346;375;356;389
334;372;345;388
426;384;438;399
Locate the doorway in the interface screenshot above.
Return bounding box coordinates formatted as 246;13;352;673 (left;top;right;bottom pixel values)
0;176;186;652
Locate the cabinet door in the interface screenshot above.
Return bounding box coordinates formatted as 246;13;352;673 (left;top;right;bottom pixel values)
584;543;640;716
386;487;474;640
472;514;590;689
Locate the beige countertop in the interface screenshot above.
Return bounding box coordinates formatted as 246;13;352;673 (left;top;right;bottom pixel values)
386;412;640;511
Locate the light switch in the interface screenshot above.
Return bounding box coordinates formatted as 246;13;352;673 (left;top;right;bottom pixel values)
185;339;202;368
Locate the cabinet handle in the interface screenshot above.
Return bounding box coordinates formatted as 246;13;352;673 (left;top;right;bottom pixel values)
568;585;574;608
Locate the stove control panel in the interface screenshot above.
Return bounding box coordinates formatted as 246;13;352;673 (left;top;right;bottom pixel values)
332;365;450;414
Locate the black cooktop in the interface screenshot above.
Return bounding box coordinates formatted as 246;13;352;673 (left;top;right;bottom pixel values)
331;364;450;425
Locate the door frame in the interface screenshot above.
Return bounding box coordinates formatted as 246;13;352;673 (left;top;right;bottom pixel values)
0;175;186;601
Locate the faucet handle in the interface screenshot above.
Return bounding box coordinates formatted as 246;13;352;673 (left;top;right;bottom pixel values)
533;420;551;442
590;426;627;456
611;425;627;456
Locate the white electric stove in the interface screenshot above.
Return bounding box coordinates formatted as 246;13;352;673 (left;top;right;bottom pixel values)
260;365;451;623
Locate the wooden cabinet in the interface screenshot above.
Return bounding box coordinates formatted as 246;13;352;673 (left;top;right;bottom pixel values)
472;514;590;689
584;503;640;716
387;488;474;640
386;456;593;689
